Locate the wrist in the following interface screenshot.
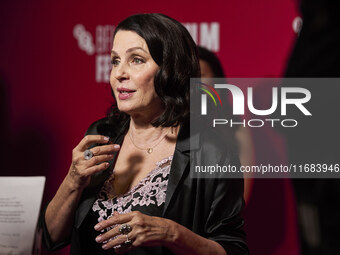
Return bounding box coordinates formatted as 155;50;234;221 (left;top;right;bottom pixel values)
163;219;180;248
65;173;86;193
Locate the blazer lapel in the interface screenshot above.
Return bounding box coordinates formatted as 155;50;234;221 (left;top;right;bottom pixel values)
162;121;200;216
162;148;189;217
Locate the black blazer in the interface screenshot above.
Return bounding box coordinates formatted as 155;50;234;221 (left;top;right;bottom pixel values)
41;118;249;255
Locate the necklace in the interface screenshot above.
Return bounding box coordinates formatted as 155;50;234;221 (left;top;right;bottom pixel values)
128;127;171;154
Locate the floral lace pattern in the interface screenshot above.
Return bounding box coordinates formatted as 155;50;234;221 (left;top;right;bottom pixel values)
92;155;173;231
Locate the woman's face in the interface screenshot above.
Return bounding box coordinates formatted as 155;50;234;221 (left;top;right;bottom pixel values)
110;30;162;117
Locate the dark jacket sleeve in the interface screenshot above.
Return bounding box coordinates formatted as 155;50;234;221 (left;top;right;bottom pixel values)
39;202;71;251
39;118;114;252
198;130;249;254
205;176;248;255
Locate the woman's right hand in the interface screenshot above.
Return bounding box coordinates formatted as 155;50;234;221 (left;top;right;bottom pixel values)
68;135;120;190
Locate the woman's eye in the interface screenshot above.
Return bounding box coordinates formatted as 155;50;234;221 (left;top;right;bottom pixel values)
132;57;145;64
111;58;120;66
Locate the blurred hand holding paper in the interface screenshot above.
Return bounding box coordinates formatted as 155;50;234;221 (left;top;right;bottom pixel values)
0;177;45;255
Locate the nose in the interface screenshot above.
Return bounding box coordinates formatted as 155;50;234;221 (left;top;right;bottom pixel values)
112;62;129;82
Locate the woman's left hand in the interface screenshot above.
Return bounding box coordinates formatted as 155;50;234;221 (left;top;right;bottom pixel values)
94;211;178;253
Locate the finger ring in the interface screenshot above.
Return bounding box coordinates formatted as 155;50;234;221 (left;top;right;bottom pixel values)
84;149;93;160
119;223;132;235
123;235;132;247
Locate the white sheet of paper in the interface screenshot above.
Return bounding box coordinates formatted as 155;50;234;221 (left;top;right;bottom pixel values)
0;177;45;255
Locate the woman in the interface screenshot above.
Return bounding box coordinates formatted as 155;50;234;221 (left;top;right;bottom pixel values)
41;14;248;255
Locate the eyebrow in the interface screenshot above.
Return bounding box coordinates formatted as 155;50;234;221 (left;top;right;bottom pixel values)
111;47;148;56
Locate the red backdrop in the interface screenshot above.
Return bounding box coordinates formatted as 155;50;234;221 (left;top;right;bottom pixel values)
0;0;300;254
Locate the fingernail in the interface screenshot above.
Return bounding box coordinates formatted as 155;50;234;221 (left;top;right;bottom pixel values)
104;136;110;141
114;144;120;149
102;244;108;250
95;236;102;242
94;224;101;230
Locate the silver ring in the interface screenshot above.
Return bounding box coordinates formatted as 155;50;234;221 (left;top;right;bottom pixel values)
119;223;132;235
84;149;93;160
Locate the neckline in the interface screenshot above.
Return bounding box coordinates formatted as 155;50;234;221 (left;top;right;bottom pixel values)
106;155;173;200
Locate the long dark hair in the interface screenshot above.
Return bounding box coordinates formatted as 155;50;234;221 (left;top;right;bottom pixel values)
108;13;200;127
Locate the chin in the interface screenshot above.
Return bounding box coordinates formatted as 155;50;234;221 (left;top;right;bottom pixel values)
117;106;131;114
116;104;137;115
